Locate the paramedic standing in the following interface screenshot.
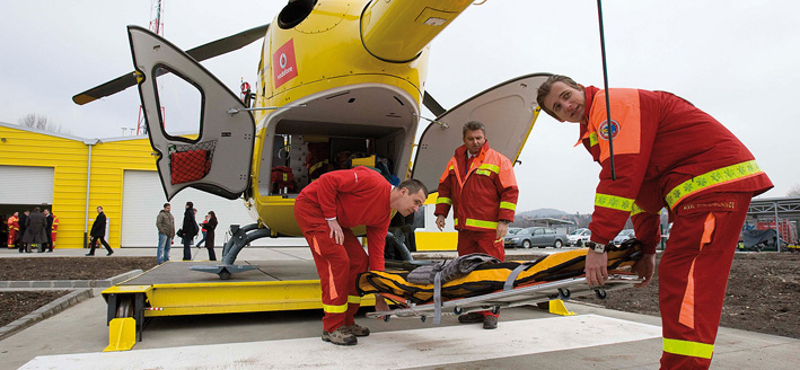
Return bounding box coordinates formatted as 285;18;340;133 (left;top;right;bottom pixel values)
537;75;772;370
294;167;427;346
434;121;519;330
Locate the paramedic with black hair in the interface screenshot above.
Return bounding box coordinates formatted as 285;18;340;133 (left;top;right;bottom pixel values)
434;121;519;330
294;167;427;346
537;74;772;370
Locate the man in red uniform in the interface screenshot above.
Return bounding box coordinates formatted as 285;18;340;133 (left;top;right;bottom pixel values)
7;212;19;249
434;121;519;330
537;75;772;370
294;167;427;346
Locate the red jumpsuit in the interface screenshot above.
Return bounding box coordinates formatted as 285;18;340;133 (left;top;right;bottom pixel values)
435;143;519;318
294;167;392;333
579;86;772;369
50;215;59;248
7;215;19;248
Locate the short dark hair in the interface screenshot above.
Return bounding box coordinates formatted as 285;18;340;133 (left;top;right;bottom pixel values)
186;201;193;208
536;75;582;119
33;207;41;212
398;178;428;196
97;206;103;211
462;121;486;138
163;203;170;209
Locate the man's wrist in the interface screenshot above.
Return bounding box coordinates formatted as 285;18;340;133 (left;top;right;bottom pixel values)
499;219;511;225
585;241;606;254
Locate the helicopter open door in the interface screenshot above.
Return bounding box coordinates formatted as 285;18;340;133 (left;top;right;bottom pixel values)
412;73;552;192
128;26;255;200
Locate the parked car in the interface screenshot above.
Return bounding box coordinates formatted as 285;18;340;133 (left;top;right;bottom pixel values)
504;227;566;249
613;229;636;245
507;227;522;236
567;228;591;246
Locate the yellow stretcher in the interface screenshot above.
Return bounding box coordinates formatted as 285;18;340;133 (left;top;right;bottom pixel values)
358;244;643;323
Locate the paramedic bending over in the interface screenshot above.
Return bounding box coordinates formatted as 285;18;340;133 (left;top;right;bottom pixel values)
434;121;519;330
537;74;772;370
294;167;427;346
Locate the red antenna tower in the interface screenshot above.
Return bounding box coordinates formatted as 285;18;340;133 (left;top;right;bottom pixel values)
137;0;166;135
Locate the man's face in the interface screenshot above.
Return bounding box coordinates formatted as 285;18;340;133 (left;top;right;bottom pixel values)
393;188;427;217
13;212;18;217
165;205;171;212
542;81;586;123
44;210;50;216
463;129;486;155
97;207;102;213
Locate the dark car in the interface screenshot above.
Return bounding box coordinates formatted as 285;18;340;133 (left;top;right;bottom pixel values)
504;227;566;249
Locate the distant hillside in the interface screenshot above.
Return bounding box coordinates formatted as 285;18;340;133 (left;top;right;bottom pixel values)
516;208;570;218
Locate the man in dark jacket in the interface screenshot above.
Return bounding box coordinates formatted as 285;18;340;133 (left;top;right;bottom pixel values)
17;210;29;253
180;201;198;261
86;206;114;256
41;209;54;253
23;207;47;253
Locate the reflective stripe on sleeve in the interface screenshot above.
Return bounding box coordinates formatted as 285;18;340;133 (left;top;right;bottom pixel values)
478;163;500;174
500;202;516;211
663;338;714;359
666;160;763;209
436;197;452;205
347;295;361;304
595;193;635;212
589;132;599;147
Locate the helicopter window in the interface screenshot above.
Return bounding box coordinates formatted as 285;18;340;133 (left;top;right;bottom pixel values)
153;65;203;142
278;0;317;29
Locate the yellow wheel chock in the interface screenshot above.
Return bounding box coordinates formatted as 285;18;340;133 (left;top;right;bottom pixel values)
103;317;137;352
548;299;575;316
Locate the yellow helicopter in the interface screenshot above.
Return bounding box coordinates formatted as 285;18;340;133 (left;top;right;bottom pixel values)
74;0;549;274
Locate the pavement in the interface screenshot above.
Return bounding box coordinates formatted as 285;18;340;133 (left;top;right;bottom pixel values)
1;243;799;369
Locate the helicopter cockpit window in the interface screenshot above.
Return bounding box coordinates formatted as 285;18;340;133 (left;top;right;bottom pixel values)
278;0;317;29
153;65;202;142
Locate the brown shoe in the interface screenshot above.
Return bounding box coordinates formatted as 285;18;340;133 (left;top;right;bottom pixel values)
322;327;357;346
457;312;484;324
483;315;499;330
341;324;370;337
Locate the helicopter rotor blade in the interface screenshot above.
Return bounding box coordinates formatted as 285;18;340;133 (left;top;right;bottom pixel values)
72;23;270;105
422;91;446;117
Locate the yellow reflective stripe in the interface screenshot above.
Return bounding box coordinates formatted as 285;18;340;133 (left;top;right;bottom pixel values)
436;197;452;205
322;303;348;313
478;163;500;174
453;218;459;226
475;169;491;176
663;338;714;359
448;165;455;172
631;203;644;216
666;160;763;208
347;295;361;304
465;219;498;229
500;202;516;211
595;193;634;212
309;160;328;174
589;132;599;146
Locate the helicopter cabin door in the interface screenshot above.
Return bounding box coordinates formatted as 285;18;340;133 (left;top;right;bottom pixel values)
412;73;552;193
128;26;255;200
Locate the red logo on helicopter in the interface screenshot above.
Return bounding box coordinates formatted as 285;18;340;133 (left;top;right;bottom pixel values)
599;120;620;140
273;39;298;88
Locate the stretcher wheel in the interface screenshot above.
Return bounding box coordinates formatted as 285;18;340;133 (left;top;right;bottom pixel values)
491;306;500;315
558;288;571;300
420;316;426;323
594;289;608;300
383;315;391;322
453;307;463;315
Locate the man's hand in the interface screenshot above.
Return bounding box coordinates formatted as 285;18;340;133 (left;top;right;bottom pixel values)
435;215;446;231
496;222;509;240
373;295;390;320
632;253;656;288
327;219;344;245
584;250;608;286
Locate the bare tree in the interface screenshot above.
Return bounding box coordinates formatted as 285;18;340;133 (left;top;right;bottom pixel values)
18;114;69;134
788;183;800;197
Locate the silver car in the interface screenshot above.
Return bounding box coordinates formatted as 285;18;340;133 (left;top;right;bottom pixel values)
504;227;566;249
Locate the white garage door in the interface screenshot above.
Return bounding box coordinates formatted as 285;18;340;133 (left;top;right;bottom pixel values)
120;170;262;248
0;165;54;204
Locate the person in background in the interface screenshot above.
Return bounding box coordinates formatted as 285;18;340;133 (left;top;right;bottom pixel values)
180;202;198;261
156;203;175;264
536;74;773;369
41;209;54;253
434;121;519;330
23;207;47;253
201;211;218;261
49;211;59;252
17;210;29;253
86;206;114;256
195;213;210;248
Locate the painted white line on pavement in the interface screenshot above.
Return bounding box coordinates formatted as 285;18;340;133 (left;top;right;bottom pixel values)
20;314;662;370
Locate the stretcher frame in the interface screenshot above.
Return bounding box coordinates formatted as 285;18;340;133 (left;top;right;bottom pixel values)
366;273;642;321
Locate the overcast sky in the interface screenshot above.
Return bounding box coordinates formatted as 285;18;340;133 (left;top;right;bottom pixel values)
2;0;798;214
